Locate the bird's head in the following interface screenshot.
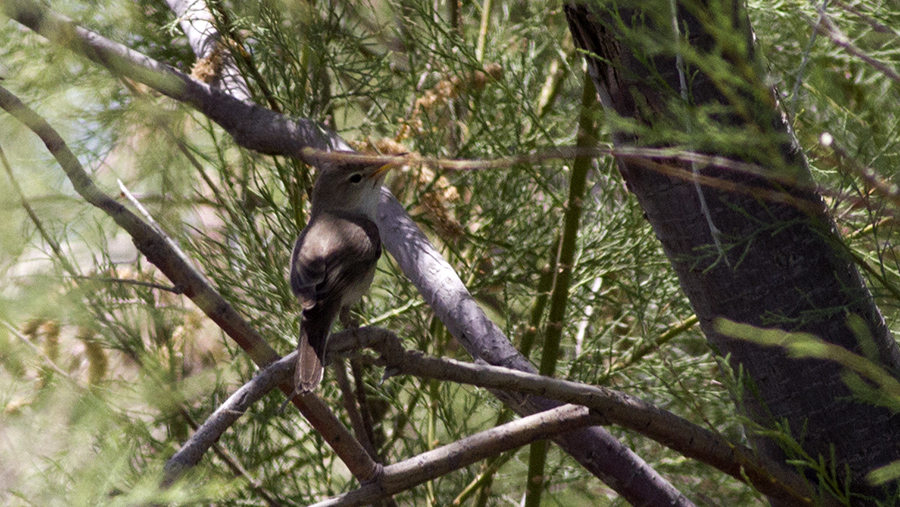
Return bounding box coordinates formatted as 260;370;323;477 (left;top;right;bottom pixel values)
310;158;396;219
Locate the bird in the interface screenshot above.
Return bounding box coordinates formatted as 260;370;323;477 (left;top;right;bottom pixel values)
289;157;393;394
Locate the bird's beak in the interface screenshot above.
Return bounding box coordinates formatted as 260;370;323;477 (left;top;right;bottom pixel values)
369;162;395;180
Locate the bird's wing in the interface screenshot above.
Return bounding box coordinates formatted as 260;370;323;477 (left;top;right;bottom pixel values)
290;226;327;310
290;212;381;310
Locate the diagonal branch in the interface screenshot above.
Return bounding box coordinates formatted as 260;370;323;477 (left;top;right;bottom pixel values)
163;351;296;486
0;0;347;155
377;189;693;506
0;85;378;483
815;6;900;85
164;0;252;101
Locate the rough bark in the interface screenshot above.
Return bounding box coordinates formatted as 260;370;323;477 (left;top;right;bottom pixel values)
565;0;900;503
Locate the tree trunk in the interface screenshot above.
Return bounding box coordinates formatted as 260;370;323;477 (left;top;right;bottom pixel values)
565;1;900;502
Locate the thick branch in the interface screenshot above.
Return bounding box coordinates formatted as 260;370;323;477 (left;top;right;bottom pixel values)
1;0;347;155
164;0;252;101
565;2;900;501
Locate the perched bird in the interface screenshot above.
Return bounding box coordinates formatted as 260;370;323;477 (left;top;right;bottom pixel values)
290;158;393;393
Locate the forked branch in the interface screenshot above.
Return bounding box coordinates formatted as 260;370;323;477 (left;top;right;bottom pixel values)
166;325;828;507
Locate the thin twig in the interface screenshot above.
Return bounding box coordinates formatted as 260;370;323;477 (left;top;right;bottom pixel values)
519;234;559;358
118;179;196;272
475;0;493;63
451;451;515;506
302;145;779;178
791;0;830;115
177;409;282;507
334;360;379;460
2;320;74;379
0;143;79;276
537;53;571;118
164;353;295;485
69;276;182;294
815;6;900;85
609;314;700;373
309;404;600;507
574;277;603;356
831;0;900;38
349;358;380;459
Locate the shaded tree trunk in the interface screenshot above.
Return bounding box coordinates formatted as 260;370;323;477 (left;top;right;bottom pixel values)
565;0;900;503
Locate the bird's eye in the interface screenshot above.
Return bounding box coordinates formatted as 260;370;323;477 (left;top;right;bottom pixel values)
348;173;363;184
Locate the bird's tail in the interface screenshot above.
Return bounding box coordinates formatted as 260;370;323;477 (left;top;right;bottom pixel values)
296;327;325;393
295;307;337;393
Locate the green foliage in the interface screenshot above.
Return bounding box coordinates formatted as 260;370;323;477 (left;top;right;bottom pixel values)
1;0;899;505
718;317;900;499
751;0;900;319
